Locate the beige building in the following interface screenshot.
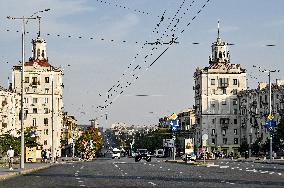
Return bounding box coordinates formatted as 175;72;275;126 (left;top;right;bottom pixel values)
194;26;247;155
238;81;284;152
11;34;64;155
178;108;196;131
0;86;20;135
61;113;78;156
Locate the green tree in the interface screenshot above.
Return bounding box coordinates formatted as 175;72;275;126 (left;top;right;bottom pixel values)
75;127;103;157
273;117;284;152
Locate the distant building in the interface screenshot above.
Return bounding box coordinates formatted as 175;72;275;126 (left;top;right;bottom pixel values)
178;108;196;131
0;86;20;135
193;24;247;155
238;81;284;151
11;33;64;156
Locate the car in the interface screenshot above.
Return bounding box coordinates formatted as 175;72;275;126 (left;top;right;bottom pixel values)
112;148;121;159
182;153;196;161
135;149;151;162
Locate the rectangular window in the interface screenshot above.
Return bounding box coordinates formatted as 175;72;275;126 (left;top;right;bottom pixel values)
233;99;238;105
33;108;37;114
211;79;215;85
24;97;29;103
223;138;227;144
44;140;47;145
212;138;215;145
234;129;238;135
222;100;226;105
25;87;29;93
222;88;226;94
32;118;36;126
25;77;29;83
44;108;49;114
33;98;38;104
212;129;215;135
233;109;238;115
32;77;37;85
44;98;49;104
44;129;49;135
233;79;238;85
234;138;238;144
219;78;229;87
44;118;48;125
212;89;216;94
45;88;49;94
234;119;237;124
222;129;226;136
212;119;215;124
45;77;50;83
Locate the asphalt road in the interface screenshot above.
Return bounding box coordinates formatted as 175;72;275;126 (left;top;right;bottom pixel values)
1;158;284;188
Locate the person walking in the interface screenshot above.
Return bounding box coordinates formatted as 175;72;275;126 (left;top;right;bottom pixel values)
7;146;14;170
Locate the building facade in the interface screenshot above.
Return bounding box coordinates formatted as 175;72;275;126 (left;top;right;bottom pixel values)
238;81;284;154
0;86;20;135
194;27;247;155
11;34;64;155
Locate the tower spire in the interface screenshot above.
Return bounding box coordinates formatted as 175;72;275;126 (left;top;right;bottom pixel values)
217;20;220;38
37;16;41;37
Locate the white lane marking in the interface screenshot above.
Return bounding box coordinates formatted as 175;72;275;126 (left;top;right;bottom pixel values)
115;165;118;168
180;172;183;174
246;168;249;170
239;169;243;171
125;173;128;175
199;176;202;178
75;173;78;175
231;168;235;170
76;171;80;173
246;169;255;172
73;166;75;168
168;169;171;171
220;166;229;169
207;164;219;167
144;163;147;165
76;178;81;180
160;167;163;169
75;175;78;177
78;181;84;183
157;161;161;163
226;162;229;164
121;169;124;172
114;162;126;164
148;182;157;186
221;180;225;183
230;183;235;185
274;166;276;169
80;166;84;169
220;162;223;164
269;172;275;174
152;165;155;166
137;177;141;179
260;171;268;174
79;185;86;187
278;173;282;176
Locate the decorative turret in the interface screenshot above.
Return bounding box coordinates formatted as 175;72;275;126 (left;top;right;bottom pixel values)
31;16;47;61
209;21;230;64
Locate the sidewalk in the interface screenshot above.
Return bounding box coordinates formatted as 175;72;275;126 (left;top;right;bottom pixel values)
0;162;54;181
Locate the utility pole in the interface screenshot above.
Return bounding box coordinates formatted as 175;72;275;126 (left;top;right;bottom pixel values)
7;9;49;169
51;75;55;163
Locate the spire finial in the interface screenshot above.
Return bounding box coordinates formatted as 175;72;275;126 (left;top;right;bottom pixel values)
37;16;41;37
217;19;220;38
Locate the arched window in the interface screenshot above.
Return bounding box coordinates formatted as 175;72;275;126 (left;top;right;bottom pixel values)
219;51;222;58
37;49;40;58
42;50;45;58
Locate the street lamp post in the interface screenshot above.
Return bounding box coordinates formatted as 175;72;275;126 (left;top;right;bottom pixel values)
253;65;280;162
7;9;50;169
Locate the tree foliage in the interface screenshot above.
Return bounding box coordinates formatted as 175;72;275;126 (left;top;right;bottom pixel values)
75;127;103;157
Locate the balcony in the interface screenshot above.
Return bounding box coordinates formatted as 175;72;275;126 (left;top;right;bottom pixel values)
221;123;229;129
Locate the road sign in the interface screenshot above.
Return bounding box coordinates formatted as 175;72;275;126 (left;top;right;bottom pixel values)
265;120;277;128
169;113;177;120
267;114;274;120
170;119;179;131
202;134;208;140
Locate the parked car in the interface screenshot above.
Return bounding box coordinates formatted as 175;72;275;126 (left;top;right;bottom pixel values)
135;149;151;162
182;153;196;161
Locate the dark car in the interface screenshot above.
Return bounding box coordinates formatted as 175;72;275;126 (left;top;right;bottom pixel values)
135;149;151;162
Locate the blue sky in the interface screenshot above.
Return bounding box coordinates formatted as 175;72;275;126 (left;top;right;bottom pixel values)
0;0;283;127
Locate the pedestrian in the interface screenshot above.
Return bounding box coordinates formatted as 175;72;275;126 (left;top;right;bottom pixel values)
41;149;45;163
44;149;47;163
7;146;14;170
46;149;50;162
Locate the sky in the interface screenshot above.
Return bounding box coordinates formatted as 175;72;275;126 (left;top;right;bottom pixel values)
0;0;284;127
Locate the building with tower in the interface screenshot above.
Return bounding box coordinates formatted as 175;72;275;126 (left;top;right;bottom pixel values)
11;30;64;156
193;22;247;155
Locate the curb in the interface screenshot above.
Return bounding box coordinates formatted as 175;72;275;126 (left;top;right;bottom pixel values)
0;164;54;181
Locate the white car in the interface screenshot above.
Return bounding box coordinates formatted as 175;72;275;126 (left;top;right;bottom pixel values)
112;148;121;159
